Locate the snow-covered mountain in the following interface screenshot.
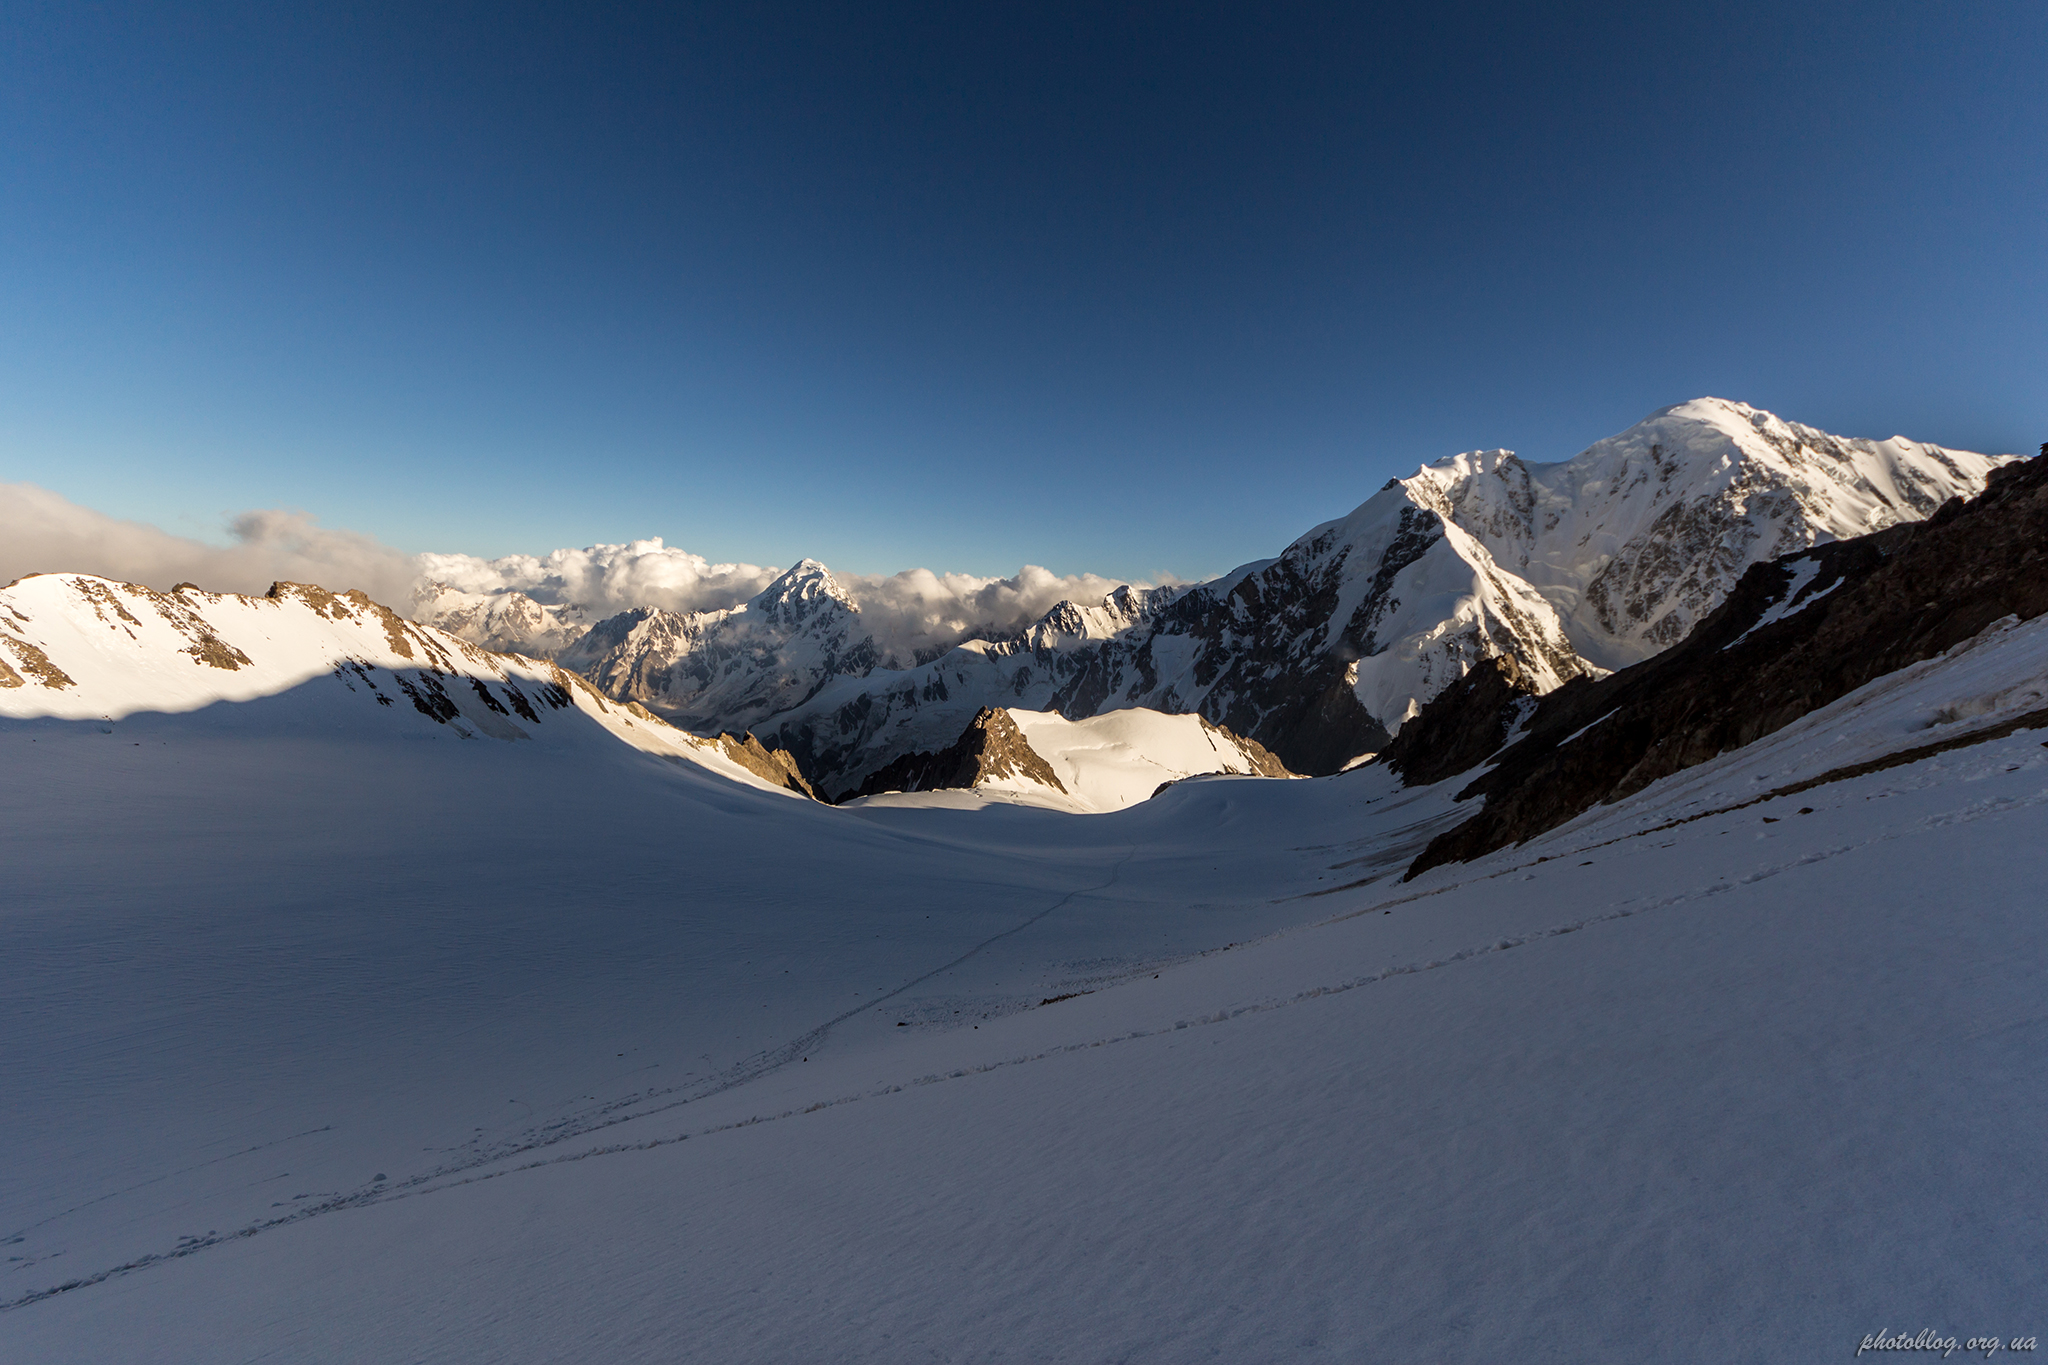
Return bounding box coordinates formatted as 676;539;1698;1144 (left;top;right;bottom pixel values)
411;400;2006;793
730;399;2011;791
1412;397;2011;670
10;483;2048;1360
555;560;879;733
409;580;591;657
0;572;811;798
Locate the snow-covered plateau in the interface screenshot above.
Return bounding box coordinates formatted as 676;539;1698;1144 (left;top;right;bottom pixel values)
4;434;2046;1363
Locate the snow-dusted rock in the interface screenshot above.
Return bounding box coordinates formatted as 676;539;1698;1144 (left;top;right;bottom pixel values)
0;572;808;797
558;559;879;732
410;580;591;657
849;705;1292;812
745;400;2011;788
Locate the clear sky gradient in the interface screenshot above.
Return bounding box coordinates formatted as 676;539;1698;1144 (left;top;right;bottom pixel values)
3;1;2041;582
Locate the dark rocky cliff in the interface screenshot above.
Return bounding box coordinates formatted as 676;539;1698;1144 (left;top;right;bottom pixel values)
1404;454;2048;878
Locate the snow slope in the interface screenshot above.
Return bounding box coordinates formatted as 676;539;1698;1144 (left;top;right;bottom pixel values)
855;706;1294;814
1003;707;1291;811
4;594;2046;1360
0;572;801;795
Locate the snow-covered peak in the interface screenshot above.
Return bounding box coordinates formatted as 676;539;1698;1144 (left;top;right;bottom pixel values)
748;558;858;625
0;573;810;797
1385;397;2015;671
1018;583;1176;652
561;559;878;732
411;580;590;657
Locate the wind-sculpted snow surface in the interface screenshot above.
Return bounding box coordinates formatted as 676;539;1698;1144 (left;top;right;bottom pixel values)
5;545;2047;1361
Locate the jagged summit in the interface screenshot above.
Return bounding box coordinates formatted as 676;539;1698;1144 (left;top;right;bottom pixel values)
750;559;858;623
412;399;2011;792
559;560;876;732
747;400;2011;790
1399;396;2009;670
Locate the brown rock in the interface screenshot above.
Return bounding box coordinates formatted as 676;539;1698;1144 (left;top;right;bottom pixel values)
847;707;1067;802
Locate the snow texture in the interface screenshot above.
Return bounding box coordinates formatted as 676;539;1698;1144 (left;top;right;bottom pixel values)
3;575;2045;1362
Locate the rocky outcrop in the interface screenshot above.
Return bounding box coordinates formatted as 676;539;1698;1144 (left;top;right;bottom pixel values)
1197;717;1293;779
710;731;820;800
848;708;1068;802
1405;453;2048;877
1377;653;1542;788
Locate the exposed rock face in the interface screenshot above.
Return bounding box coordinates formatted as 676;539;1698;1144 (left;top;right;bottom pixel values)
1377;653;1541;788
850;707;1067;802
755;402;2008;793
534;400;2008;794
1405;452;2048;877
1193;717;1293;779
709;732;820;800
559;560;879;732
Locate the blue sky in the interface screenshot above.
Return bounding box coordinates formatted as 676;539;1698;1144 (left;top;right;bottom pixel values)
2;1;2041;582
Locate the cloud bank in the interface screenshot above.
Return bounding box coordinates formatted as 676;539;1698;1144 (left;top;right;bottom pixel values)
0;482;419;605
839;564;1136;664
4;483;1149;664
414;541;782;619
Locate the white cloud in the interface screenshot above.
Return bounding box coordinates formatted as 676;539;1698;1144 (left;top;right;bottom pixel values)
420;542;1145;661
837;564;1136;664
414;540;782;619
0;483;418;605
3;483;1152;663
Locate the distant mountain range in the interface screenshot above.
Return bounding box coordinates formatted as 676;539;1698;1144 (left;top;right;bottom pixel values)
407;398;2011;796
3;397;2010;807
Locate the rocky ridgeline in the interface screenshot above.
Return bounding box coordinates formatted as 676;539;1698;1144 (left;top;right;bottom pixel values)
1403;450;2048;876
399;400;2014;795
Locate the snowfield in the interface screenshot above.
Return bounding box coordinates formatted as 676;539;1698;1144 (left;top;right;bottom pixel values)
2;585;2045;1360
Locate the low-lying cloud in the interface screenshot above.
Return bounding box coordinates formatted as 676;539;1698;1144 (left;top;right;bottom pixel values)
414;541;783;619
839;564;1136;664
418;541;1142;664
4;482;1155;663
0;482;418;605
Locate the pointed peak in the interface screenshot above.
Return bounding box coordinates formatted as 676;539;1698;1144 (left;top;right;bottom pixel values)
750;557;857;617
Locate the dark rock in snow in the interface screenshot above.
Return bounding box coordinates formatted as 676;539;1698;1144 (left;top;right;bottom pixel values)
1407;453;2048;877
